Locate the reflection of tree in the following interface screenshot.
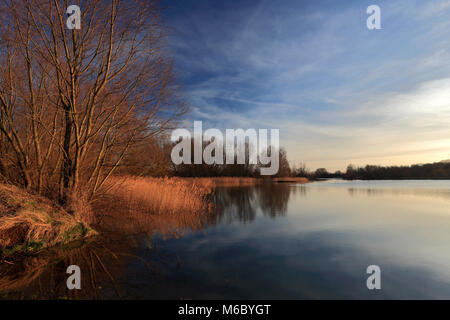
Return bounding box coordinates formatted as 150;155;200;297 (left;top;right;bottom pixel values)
213;187;257;224
0;233;192;299
294;185;308;197
0;238;145;299
256;184;291;218
0;192;213;299
212;184;294;223
0;184;298;298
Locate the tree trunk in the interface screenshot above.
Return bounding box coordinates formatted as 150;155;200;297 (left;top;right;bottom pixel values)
60;107;73;204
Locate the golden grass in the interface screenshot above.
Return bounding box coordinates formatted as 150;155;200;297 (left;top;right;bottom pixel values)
93;176;214;238
92;176;307;237
0;184;95;253
0;176;309;297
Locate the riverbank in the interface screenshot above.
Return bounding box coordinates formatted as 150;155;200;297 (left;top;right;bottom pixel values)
0;176;308;257
0;176;214;256
0;184;96;256
186;176;309;187
92;176;214;236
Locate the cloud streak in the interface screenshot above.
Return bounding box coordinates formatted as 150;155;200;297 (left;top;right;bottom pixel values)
163;0;450;170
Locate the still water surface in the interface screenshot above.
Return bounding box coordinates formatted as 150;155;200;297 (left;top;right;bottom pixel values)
2;180;450;299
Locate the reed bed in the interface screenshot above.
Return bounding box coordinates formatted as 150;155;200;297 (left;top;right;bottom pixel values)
0;176;307;255
94;176;214;238
271;177;309;183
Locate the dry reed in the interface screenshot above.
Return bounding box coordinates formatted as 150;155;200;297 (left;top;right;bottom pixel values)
0;184;95;251
93;176;214;238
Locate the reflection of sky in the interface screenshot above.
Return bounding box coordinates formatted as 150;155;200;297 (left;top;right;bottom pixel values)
306;179;450;200
163;0;450;170
288;181;450;281
133;181;450;299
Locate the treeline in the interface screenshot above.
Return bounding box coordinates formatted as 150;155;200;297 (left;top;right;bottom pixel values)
344;161;450;180
291;163;342;180
121;143;450;180
290;161;450;180
115;138;293;177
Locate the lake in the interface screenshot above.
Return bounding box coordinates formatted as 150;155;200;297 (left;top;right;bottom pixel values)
2;180;450;299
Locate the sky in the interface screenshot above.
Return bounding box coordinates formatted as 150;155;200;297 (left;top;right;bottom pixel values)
162;0;450;171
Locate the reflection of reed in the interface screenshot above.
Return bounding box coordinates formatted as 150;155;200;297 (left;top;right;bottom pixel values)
0;176;215;299
0;182;297;299
0;241;114;299
0;238;165;299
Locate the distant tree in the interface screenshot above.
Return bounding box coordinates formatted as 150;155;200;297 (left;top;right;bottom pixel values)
314;168;329;178
276;148;291;177
346;164;357;180
292;162;312;178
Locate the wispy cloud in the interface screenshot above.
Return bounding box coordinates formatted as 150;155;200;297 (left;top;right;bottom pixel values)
164;0;450;170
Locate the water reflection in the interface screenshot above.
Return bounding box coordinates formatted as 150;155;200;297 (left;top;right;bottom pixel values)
257;184;291;218
310;179;450;201
346;187;450;200
212;184;296;224
0;235;192;299
213;187;257;224
1;184;297;298
2;180;450;299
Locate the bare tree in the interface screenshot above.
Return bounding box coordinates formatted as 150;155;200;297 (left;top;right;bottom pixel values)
0;0;186;203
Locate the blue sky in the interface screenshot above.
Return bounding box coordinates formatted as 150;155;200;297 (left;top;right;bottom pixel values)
162;0;450;171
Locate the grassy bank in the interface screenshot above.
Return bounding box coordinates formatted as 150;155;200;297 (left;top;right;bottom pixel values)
0;176;307;256
0;184;96;256
0;176;215;296
0;176;214;255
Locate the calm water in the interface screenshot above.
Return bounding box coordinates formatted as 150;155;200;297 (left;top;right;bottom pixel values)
2;180;450;299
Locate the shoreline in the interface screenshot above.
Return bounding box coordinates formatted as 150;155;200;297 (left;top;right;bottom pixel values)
0;176;308;257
